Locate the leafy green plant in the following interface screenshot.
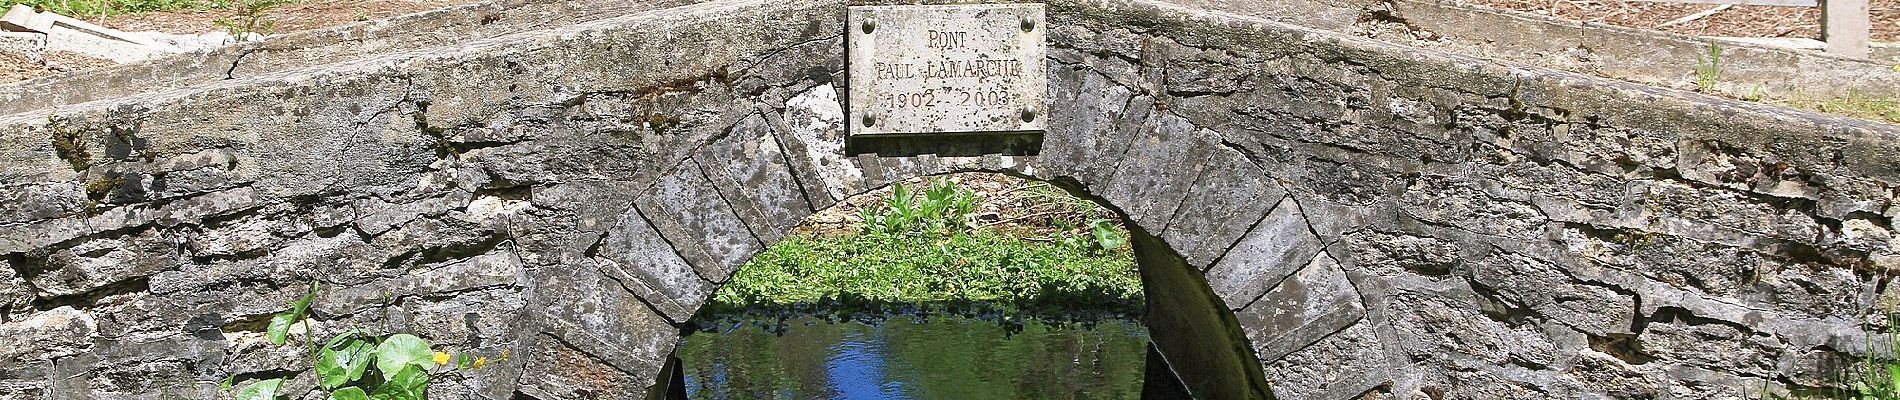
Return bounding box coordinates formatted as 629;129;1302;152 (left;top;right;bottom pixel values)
309;331;435;400
857;178;981;236
227;281;500;400
1695;44;1723;93
214;0;293;42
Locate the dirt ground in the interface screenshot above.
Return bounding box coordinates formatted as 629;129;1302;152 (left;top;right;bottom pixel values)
1458;0;1898;42
0;49;115;83
792;172;1120;239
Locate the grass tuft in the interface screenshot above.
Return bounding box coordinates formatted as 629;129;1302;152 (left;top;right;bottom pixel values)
1779;93;1900;125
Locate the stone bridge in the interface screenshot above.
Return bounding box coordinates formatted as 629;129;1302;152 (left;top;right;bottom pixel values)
2;0;1898;398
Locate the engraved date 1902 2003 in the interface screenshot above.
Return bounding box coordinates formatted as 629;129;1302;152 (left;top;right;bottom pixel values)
885;87;1016;109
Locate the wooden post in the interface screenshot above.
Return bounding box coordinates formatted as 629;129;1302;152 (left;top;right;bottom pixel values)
1821;0;1870;58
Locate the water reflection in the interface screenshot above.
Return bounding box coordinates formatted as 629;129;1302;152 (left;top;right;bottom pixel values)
677;314;1149;399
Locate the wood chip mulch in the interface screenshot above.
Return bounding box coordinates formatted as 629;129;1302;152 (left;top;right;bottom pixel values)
1456;0;1899;42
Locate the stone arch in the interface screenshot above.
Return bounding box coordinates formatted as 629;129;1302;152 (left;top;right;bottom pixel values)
569;80;1298;399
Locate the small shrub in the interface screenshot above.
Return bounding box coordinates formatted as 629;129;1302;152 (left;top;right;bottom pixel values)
215;0;293;42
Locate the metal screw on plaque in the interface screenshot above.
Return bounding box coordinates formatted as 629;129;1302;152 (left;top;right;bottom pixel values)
1020;107;1037;123
862;112;877;128
862;18;876;34
1020;16;1036;32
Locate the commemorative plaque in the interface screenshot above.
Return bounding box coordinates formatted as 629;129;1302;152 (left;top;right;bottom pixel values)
847;3;1047;136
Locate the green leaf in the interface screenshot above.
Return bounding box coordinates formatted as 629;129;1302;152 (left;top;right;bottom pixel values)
375;334;434;377
330;387;370;400
370;365;430;400
316;338;373;389
235;378;283;400
266;312;296;346
267;281;319;346
220;375;235;392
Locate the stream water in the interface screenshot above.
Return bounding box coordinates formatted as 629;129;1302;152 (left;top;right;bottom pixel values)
676;313;1150;399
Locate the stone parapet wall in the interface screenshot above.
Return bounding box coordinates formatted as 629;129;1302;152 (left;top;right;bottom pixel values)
0;0;708;117
0;0;1894;398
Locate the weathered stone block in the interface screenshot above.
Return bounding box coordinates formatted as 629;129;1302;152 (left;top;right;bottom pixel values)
1388;290;1564;368
525;264;677;397
633;162;763;284
1470;253;1635;336
776;84;863;205
596;207;713;323
1343;230;1465;278
0;307;95;363
1038;66;1139;188
1098;111;1212;231
1261;322;1388;399
1237;251;1365;363
694;113;814;243
1399;174;1549;240
1206;197;1325;309
1161;144;1284;267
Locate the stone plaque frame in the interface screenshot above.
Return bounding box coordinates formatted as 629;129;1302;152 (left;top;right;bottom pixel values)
846;3;1047;136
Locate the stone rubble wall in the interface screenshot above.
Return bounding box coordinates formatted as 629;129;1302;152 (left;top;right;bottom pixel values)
0;0;1895;399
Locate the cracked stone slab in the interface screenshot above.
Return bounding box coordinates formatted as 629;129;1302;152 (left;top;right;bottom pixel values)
694;113;815;244
318;251;525;315
1098;110;1214;231
633;161;764;284
777;84;865;205
595;206;713;323
1261;322;1389;399
1205;197;1326;309
1036;67;1139;189
524;264;678;395
1237;251;1365;363
1161;142;1285;267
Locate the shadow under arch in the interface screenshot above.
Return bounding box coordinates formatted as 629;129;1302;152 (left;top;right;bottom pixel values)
646;170;1275;400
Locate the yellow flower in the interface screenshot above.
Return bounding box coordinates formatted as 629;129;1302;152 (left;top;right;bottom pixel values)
474;357;487;368
433;352;451;366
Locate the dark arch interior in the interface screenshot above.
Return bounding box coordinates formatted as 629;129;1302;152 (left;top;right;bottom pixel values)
647;172;1275;399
